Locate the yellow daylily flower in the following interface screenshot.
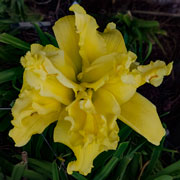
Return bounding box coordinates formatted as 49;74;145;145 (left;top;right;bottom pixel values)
9;4;173;176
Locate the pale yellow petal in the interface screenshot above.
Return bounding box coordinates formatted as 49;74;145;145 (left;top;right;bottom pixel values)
78;53;117;83
102;69;141;105
41;54;81;92
9;89;61;146
70;4;106;67
53;15;82;73
54;90;119;175
102;22;127;54
21;48;76;105
137;60;173;87
24;69;74;105
9;111;59;147
78;52;137;85
67;142;103;175
119;92;165;145
92;88;120;119
31;44;59;57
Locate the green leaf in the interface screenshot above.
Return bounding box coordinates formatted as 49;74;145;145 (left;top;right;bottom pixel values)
118;125;132;141
44;32;58;47
129;153;141;178
15;156;52;175
134;18;159;28
154;175;173;180
0;67;23;84
72;172;87;180
116;155;133;180
27;158;52;174
133;27;143;63
123;14;131;27
23;169;45;180
151;33;166;55
0;33;30;51
11;164;26;180
143;137;165;177
93;142;129;180
115;141;145;180
35;131;48;158
33;23;50;46
59;167;68;180
114;142;129;158
152;161;180;179
52;161;60;180
93;151;114;170
143;41;152;63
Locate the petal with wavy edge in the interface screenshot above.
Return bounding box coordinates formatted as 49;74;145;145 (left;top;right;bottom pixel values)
9;89;61;146
102;22;127;54
54;92;119;175
70;4;106;67
9;111;59;147
137;61;173;87
30;44;59;57
23;44;77;82
79;52;137;85
42;56;82;93
53;15;82;73
24;69;74;105
102;69;141;105
78;53;117;83
119;92;165;145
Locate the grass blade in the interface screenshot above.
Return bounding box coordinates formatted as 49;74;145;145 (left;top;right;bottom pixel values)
52;161;60;180
72;172;87;180
59;167;68;180
146;161;180;180
23;169;45;180
94;142;129;180
143;137;165;177
134;18;159;28
118;125;132;141
0;67;23;84
11;164;26;180
33;23;50;46
154;175;173;180
0;33;30;51
143;41;152;63
116;155;133;180
116;141;145;180
44;32;58;47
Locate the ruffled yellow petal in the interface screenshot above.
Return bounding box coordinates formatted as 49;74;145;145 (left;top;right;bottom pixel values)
54;90;119;175
137;60;173;87
23;44;77;82
102;22;127;54
9;89;61;146
119;92;165;145
21;46;75;105
78;51;137;84
53;15;82;73
78;53;118;83
70;4;106;67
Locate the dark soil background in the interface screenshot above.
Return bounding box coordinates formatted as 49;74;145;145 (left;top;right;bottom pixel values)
25;0;180;152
